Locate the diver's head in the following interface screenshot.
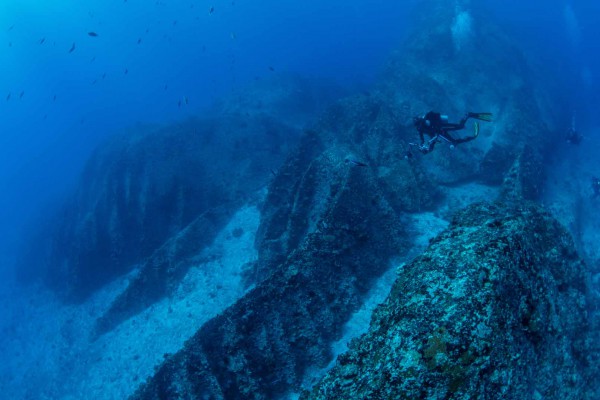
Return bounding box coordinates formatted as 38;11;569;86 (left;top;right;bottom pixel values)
413;115;428;129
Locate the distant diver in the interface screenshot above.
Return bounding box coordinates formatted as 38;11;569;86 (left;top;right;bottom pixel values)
565;127;582;145
565;115;582;145
408;111;492;155
592;177;600;199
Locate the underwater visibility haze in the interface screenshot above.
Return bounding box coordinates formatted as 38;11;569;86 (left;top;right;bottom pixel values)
1;0;600;399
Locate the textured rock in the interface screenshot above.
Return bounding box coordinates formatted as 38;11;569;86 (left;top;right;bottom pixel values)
304;201;597;399
253;95;438;281
377;1;560;194
129;150;406;400
19;114;300;302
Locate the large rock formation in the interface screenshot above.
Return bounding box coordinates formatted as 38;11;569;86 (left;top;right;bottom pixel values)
123;2;594;398
15;2;598;399
130;141;407;399
17;75;343;303
377;0;561;196
303;201;598;399
18;114;298;302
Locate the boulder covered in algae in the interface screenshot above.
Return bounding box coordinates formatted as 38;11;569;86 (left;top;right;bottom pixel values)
304;201;598;399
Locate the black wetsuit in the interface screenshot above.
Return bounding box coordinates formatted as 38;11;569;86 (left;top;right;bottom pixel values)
414;111;476;153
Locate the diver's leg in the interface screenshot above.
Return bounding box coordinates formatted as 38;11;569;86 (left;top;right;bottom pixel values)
442;115;470;132
440;131;475;145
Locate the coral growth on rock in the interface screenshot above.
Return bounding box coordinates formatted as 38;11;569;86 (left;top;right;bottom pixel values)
304;201;598;399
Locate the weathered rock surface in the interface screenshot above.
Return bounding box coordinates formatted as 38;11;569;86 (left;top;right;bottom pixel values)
304;201;598;400
18;114;299;302
125;2;589;397
16;74;347;304
378;0;560;195
130;148;407;400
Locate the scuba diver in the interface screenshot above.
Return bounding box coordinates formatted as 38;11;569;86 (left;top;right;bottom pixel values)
407;111;493;156
592;177;600;199
565;114;583;145
565;127;583;145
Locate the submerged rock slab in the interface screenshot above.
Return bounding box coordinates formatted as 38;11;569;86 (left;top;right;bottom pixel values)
18;114;300;303
129;154;406;399
304;201;597;399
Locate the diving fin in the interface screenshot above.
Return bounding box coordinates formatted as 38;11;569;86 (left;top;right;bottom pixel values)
468;112;493;122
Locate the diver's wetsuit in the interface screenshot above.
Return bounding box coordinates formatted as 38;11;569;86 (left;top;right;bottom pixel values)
414;111;477;153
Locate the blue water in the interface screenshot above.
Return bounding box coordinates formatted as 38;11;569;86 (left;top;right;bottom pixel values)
0;0;411;270
0;0;598;398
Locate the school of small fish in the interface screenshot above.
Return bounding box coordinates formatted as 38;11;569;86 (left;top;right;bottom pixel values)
2;1;258;112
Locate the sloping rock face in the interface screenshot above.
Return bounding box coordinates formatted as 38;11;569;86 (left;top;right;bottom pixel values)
17;75;346;303
18;114;300;302
304;201;598;399
123;2;585;397
253;95;437;282
378;0;562;196
129;145;407;399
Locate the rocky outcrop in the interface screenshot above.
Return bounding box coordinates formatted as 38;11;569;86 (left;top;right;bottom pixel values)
303;201;598;399
17;75;346;304
378;0;560;195
130;143;407;400
253;95;438;281
18;114;301;302
125;2;588;397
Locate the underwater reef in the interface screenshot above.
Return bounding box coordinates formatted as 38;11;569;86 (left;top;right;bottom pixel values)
304;201;598;399
14;0;599;398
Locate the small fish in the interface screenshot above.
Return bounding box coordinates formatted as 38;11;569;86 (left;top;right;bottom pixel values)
53;94;57;101
209;6;214;14
137;38;142;44
88;31;98;37
8;25;14;31
183;96;189;105
6;92;10;101
102;72;106;79
69;42;75;53
39;37;45;44
178;99;181;108
19;91;24;99
90;56;96;62
124;68;128;74
345;158;368;167
268;66;275;72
